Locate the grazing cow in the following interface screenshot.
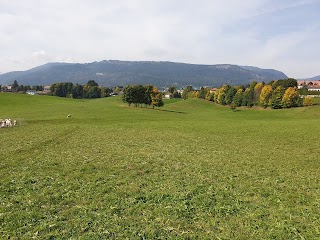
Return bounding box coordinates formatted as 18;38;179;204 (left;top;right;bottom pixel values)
5;119;12;127
13;120;17;126
67;114;71;118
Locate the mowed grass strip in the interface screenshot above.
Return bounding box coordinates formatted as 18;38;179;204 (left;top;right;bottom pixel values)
0;93;319;239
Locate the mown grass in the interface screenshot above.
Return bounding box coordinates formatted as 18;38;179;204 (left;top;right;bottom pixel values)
0;93;320;239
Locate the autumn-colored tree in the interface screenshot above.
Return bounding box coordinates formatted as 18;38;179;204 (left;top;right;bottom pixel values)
215;85;231;105
282;87;301;108
151;87;164;109
206;91;214;101
260;85;273;108
182;85;193;100
303;96;313;106
213;88;220;103
254;82;264;104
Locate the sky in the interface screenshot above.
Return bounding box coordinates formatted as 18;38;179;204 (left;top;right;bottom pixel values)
0;0;319;78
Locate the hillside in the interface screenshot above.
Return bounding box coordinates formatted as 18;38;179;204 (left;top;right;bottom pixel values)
309;75;320;80
1;94;320;239
0;60;287;87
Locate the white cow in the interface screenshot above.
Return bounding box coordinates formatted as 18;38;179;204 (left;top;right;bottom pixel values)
67;114;71;118
6;119;12;127
13;120;17;126
1;120;6;128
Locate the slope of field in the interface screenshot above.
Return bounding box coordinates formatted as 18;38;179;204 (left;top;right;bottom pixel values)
0;93;319;239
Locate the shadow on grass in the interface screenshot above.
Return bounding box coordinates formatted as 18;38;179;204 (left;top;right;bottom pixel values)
153;108;188;114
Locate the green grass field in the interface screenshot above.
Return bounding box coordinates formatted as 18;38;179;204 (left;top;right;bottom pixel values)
1;93;320;239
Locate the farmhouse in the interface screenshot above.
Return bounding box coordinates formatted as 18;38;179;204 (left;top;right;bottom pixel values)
1;85;13;92
43;86;51;93
297;80;320;91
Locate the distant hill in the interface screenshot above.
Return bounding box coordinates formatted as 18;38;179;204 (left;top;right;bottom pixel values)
0;60;288;87
309;75;320;81
299;75;320;81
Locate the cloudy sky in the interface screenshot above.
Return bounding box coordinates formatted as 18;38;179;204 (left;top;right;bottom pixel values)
1;0;319;78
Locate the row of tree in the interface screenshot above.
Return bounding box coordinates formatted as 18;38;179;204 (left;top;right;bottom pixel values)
0;80;44;92
182;78;312;108
50;80;112;99
122;85;164;108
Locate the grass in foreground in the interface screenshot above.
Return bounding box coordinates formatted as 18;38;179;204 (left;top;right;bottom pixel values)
0;93;320;239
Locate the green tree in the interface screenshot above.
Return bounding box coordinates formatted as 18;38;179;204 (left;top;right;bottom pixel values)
225;86;237;105
12;80;19;91
132;85;145;107
168;85;177;94
242;88;254;107
72;84;83;99
198;87;209;99
233;89;244;107
101;87;112;98
173;91;181;98
82;80;101;99
83;85;101;99
249;81;258;90
86;80;99;87
272;78;298;90
144;85;153;107
271;86;285;109
122;85;135;106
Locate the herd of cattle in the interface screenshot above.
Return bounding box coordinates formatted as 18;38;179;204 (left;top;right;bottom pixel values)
0;119;17;128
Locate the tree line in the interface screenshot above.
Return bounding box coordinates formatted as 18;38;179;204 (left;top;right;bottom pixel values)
182;78;313;108
50;80;112;99
122;85;164;108
0;80;44;92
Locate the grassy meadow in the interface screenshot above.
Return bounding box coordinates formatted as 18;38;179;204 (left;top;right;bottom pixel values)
0;93;320;239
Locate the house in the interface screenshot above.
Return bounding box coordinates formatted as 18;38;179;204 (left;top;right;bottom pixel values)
26;90;38;95
210;88;218;93
43;85;51;93
307;85;320;92
164;93;173;99
1;85;13;92
297;80;320;90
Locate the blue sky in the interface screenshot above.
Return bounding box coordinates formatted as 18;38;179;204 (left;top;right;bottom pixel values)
0;0;319;78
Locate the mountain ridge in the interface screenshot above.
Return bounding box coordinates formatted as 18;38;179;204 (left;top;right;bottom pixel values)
0;60;288;87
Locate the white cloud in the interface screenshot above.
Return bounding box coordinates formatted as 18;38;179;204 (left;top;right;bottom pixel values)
0;0;319;78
